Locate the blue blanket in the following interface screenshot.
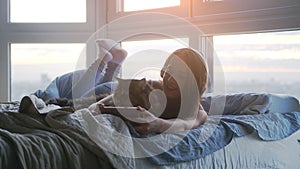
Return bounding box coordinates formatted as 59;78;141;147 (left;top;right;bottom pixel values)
129;93;300;165
144;112;300;165
33;70;117;101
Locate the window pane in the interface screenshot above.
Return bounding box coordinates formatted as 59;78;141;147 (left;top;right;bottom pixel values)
123;0;180;12
11;43;85;101
213;30;300;100
10;0;86;23
203;0;223;2
121;38;188;79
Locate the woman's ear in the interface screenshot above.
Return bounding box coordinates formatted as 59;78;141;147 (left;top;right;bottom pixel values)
160;70;164;78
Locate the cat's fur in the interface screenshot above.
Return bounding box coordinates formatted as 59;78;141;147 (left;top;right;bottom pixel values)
45;78;154;110
45;93;108;110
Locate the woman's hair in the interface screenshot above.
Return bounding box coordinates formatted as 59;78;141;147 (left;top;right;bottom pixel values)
164;48;208;97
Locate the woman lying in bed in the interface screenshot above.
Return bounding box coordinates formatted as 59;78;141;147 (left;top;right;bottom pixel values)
128;48;207;134
94;47;208;134
34;39;208;134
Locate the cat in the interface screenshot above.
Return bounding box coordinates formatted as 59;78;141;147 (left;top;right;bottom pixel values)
112;77;153;109
45;78;154;111
46;78;181;120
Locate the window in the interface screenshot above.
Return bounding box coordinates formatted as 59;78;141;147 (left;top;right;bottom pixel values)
213;30;300;100
10;43;85;101
10;0;86;23
191;0;300;35
121;38;188;79
122;0;180;12
0;0;97;101
108;0;189;21
1;0;299;102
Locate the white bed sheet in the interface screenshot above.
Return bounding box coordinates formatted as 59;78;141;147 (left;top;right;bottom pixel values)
136;130;300;169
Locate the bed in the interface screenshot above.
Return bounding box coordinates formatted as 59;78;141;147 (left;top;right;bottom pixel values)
1;93;300;169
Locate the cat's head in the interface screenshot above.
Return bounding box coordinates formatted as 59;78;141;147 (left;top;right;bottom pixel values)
113;77;154;109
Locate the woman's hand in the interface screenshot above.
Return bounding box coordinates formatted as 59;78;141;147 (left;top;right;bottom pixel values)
131;106;164;134
131;106;208;134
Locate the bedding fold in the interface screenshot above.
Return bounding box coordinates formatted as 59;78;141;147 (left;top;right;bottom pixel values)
77;104;300;166
0;104;113;169
146;111;300;165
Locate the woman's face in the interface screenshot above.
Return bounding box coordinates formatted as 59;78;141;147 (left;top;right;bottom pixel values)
160;57;187;99
161;71;180;99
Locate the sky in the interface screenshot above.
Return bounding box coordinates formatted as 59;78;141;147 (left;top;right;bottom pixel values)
10;0;180;22
123;0;180;12
11;31;300;82
214;31;300;74
10;0;86;23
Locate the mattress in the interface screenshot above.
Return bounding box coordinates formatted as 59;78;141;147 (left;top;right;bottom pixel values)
135;130;300;169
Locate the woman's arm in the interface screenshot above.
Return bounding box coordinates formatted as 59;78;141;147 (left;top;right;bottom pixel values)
133;106;207;134
97;94;114;105
88;94;114;115
159;109;207;133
